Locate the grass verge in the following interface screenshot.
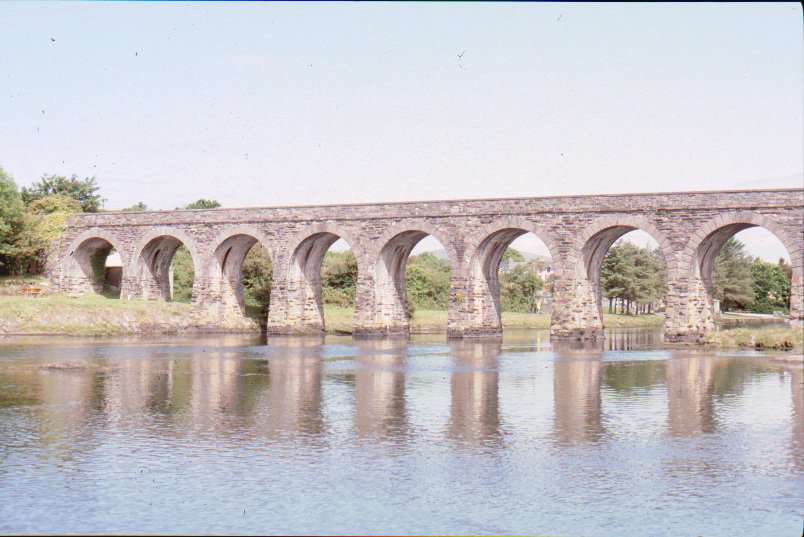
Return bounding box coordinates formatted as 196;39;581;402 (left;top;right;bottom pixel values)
0;295;665;336
703;326;803;350
322;306;663;333
0;295;194;336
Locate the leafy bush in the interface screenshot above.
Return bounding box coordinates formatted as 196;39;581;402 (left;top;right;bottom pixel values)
170;246;194;303
242;244;272;314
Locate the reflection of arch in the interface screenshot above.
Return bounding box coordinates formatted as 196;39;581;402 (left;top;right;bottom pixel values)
207;226;273;317
665;356;718;437
371;220;457;330
64;228;127;295
354;338;409;439
448;339;503;447
553;354;603;444
131;228;201;301
265;337;325;439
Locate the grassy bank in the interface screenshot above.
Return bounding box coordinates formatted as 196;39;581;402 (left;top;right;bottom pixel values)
0;293;665;336
322;305;663;333
703;326;803;350
0;295;196;336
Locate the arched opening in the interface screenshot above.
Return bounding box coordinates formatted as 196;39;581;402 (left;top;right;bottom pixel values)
288;232;357;333
103;249;123;298
210;234;272;321
581;226;667;327
135;235;195;302
66;237;122;298
598;230;667;319
499;232;555;318
700;225;794;320
470;227;555;333
374;231;453;334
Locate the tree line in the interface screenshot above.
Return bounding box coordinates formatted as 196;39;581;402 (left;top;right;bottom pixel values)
0;167;793;316
599;237;792;315
600;242;666;314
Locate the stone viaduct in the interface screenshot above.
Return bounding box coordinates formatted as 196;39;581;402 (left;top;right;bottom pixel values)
46;188;803;341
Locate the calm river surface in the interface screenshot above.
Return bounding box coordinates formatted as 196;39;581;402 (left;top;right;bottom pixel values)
0;329;801;536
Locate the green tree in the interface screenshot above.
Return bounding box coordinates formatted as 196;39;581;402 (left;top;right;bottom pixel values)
632;246;666;313
0;167;25;273
778;258;793;306
170;246;194;303
123;201;149;211
184;199;221;209
21;174;104;212
169;200;222;299
406;252;451;310
748;258;791;313
600;241;666;314
601;243;634;313
321;250;358;307
500;264;543;313
1;194;81;275
712;238;754;311
0;168;23;234
242;244;273;317
25;194;82;215
502;247;525;262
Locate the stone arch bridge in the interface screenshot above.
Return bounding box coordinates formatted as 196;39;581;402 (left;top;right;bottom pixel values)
47;188;803;341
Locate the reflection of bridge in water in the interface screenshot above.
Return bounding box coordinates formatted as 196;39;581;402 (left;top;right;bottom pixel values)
447;340;503;446
353;338;409;439
5;338;799;463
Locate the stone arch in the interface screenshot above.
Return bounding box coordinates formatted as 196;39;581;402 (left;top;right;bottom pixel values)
465;216;560;272
371;219;460;269
458;217;559;336
275;222;362;333
573;214;676;280
207;226;275;269
281;222;364;270
368;219;459;333
564;215;675;338
62;228;127;295
131;227;203;301
682;211;803;325
206;226;274;318
682;211;800;281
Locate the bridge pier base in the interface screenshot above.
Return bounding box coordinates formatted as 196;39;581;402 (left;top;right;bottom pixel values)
444;277;504;338
547;275;606;340
352;325;410;338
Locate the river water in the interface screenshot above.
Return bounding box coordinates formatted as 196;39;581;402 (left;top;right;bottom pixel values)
0;329;801;536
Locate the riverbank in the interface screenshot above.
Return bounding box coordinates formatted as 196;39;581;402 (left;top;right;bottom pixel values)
0;295;200;336
703;326;803;351
321;305;664;333
0;294;665;336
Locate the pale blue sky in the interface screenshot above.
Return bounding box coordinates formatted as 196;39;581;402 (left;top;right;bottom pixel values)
1;2;801;260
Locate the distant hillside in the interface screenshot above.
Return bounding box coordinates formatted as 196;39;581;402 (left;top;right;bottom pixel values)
420;249;449;260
